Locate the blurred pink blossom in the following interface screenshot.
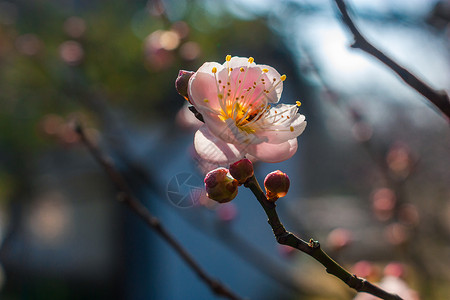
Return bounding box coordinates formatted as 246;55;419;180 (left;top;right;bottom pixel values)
353;275;419;300
59;40;84;65
216;202;238;222
327;227;353;251
175;103;203;131
15;34;43;56
63;17;86;38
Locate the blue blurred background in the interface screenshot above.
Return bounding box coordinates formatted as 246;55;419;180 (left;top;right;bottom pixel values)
0;0;449;299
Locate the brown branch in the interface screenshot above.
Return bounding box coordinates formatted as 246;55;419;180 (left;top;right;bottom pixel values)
333;0;450;121
244;175;403;300
75;124;243;300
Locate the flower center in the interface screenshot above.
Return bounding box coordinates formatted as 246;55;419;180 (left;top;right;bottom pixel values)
211;56;286;133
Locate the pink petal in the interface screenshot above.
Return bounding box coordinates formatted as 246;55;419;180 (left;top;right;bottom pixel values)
188;62;223;112
201;113;234;143
257;64;284;103
246;138;298;163
228;66;280;107
226;57;283;103
194;125;246;165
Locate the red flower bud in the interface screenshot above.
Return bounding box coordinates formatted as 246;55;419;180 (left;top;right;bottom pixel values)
204;167;238;203
229;158;254;184
264;170;290;201
175;70;195;103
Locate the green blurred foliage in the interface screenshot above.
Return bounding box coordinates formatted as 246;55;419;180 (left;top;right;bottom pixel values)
0;0;275;194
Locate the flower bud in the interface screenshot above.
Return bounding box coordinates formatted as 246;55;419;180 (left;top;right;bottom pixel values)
175;70;195;102
229;158;254;184
204;167;238;203
264;170;290;201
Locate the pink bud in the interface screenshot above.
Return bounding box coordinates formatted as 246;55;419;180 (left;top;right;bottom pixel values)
264;170;290;201
175;70;195;102
204;167;238;203
229;158;254;184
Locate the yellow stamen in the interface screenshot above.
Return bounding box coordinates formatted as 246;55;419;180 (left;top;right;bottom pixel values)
240;67;245;72
212;67;217;73
204;99;209;103
290;126;294;132
226;55;231;61
262;68;268;73
296;101;302;107
248;57;254;63
280;75;286;81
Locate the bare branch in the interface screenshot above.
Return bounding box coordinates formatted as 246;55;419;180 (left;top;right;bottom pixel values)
75;124;243;300
244;175;403;300
333;0;450;121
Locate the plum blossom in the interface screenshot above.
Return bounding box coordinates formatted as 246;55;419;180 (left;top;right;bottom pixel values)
186;55;306;165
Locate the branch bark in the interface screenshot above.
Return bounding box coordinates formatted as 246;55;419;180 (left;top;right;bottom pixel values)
75;124;243;300
333;0;450;121
244;175;403;300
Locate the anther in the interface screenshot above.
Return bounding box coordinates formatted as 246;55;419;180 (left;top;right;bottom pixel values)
262;68;268;73
280;75;286;81
226;55;231;61
248;57;254;63
212;67;217;73
296;101;302;107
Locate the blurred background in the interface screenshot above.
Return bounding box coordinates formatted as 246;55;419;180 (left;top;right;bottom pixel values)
0;0;449;299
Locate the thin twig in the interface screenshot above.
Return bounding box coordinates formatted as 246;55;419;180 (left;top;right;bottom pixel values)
75;124;243;300
244;175;403;300
333;0;450;121
69;83;310;296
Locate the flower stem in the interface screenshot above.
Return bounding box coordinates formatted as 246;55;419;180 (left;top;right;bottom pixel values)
244;175;403;300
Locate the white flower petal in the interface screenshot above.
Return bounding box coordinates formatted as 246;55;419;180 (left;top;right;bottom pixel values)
257;64;283;103
194;125;246;164
254;110;306;144
227;56;253;69
246;138;298;163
